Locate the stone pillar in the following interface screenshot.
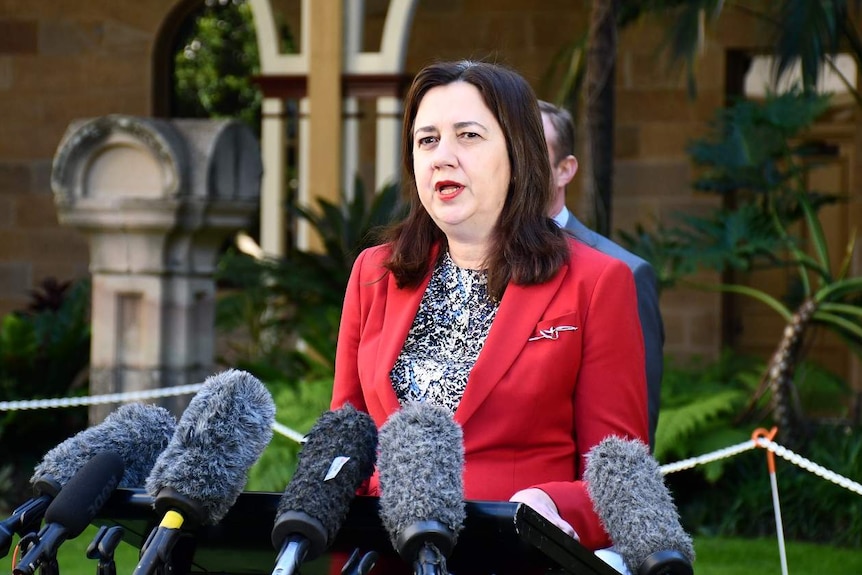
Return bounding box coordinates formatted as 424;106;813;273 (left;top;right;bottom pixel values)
260;97;287;256
375;96;402;190
51;115;261;423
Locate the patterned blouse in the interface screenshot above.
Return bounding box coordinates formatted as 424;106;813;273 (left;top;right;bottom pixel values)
391;252;500;412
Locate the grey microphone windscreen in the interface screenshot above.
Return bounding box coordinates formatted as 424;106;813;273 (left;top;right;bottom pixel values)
144;368;275;525
31;402;177;489
377;401;465;555
272;404;378;558
585;436;695;575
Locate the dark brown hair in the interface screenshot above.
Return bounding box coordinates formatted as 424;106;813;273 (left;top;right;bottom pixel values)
382;60;569;300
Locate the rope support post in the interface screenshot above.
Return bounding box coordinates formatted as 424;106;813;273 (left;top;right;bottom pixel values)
752;427;789;575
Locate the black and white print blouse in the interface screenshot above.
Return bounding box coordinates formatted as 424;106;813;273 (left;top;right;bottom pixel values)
391;251;500;412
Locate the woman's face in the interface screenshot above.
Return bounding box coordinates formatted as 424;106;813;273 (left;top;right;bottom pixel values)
411;81;511;246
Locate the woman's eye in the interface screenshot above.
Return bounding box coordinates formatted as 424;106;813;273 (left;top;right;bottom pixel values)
460;131;480;140
417;136;437;147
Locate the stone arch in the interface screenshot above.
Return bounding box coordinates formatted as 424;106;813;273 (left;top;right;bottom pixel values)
152;0;204;118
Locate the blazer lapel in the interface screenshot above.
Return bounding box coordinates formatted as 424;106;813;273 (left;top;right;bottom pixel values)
371;268;433;415
454;262;569;426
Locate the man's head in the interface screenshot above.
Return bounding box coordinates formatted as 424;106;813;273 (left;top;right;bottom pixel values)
538;100;579;218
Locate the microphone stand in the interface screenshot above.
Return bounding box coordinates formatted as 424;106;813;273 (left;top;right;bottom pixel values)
412;543;448;575
271;536;309;575
86;525;125;575
13;527;66;575
136;523;197;575
38;556;59;575
17;529;60;575
1;495;53;558
340;548;378;575
396;521;454;575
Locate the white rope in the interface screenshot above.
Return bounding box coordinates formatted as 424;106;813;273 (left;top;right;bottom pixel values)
755;437;862;496
0;385;306;443
272;421;307;444
5;389;862;493
0;384;205;410
660;435;862;497
659;431;862;574
659;439;758;474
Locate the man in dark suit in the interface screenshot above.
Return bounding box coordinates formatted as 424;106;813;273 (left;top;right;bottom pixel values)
539;100;664;450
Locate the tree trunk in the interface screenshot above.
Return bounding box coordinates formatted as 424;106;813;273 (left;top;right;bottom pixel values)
767;298;817;449
583;0;619;237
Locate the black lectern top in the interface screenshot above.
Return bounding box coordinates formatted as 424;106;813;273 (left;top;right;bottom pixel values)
95;489;617;575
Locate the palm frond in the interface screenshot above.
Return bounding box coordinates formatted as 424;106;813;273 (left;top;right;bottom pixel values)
816;276;862;302
772;0;840;90
542;36;588;106
812;310;862;341
818;302;862;319
836;230;857;280
687;280;793;321
798;190;833;283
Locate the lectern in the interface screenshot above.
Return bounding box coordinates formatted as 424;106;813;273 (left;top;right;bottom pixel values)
94;488;618;575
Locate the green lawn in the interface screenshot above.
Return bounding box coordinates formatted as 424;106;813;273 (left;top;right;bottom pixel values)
9;527;862;575
693;536;862;575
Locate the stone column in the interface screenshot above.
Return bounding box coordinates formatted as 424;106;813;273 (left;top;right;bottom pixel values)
375;96;402;190
51;115;261;423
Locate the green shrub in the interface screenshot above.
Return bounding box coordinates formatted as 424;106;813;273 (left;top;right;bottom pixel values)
678;423;862;547
658;350;861;547
246;376;334;492
0;278;91;509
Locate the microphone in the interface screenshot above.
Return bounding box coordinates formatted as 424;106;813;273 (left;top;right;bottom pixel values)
135;368;276;575
13;450;125;575
270;404;378;575
377;402;465;575
1;403;176;558
585;436;695;575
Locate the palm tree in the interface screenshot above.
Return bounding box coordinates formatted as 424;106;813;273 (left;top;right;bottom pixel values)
699;192;862;449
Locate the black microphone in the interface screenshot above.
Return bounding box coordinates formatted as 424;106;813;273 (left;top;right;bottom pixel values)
585;436;695;575
377;402;465;575
13;450;125;575
270;404;378;575
134;369;276;575
1;403;176;558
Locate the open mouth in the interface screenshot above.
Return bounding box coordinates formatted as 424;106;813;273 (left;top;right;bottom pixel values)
435;181;464;197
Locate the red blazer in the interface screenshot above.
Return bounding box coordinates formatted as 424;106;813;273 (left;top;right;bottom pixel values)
331;238;648;550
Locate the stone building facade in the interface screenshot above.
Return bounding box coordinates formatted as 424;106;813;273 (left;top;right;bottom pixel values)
1;1;860;390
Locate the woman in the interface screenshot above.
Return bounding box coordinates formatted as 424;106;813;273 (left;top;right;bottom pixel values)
331;60;648;553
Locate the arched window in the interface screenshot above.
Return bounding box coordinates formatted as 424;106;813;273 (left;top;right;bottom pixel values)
153;0;295;136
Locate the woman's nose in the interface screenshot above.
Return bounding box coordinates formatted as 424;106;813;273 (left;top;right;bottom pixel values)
430;136;458;169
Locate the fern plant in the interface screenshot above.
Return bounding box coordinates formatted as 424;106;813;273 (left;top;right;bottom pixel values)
654;351;764;481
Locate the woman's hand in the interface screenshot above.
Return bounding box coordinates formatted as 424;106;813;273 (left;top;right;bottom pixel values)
509;488;579;540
